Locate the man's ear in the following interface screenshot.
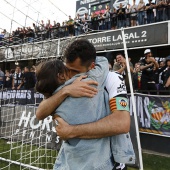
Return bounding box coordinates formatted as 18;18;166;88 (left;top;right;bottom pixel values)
89;62;95;70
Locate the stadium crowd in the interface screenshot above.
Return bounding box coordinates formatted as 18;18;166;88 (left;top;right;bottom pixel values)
0;49;169;95
109;50;170;95
0;0;170;46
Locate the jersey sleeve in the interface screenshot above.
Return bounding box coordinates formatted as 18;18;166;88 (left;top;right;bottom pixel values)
105;72;127;99
106;72;129;112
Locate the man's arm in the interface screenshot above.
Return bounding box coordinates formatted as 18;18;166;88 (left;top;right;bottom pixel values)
12;77;15;89
140;63;153;71
55;110;130;140
36;76;98;120
165;76;170;88
55;71;130;140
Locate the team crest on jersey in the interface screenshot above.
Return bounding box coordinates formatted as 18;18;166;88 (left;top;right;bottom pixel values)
119;98;128;108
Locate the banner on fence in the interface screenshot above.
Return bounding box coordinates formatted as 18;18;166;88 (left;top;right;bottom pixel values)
0;90;43;105
0;91;170;137
129;93;170;136
86;23;168;51
0;106;61;150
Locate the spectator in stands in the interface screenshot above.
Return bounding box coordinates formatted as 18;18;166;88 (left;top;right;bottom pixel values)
33;23;40;39
51;21;57;39
165;0;170;20
56;22;62;38
103;4;111;30
90;12;99;32
0;31;4;46
137;0;145;25
46;20;52;39
145;0;156;24
2;29;10;46
113;53;134;92
117;3;126;29
111;8;117;29
162;56;170;92
74;13;82;36
13;27;20;44
2;29;10;39
26;27;34;42
82;13;90;33
157;60;166;90
130;0;138;26
139;49;159;94
12;66;24;90
60;21;67;37
126;4;131;27
22;66;36;90
155;0;166;22
64;20;69;36
0;68;4;87
4;70;12;89
19;28;25;43
67;15;74;36
153;64;161;90
133;62;142;91
98;12;105;30
40;20;46;40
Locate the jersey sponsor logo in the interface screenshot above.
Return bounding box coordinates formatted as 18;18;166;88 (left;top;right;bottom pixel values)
117;82;126;93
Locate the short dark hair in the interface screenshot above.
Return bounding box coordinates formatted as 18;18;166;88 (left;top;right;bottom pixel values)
35;60;67;96
25;66;30;70
64;39;96;67
116;53;124;58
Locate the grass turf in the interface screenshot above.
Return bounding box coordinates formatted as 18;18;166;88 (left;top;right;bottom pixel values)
0;139;170;170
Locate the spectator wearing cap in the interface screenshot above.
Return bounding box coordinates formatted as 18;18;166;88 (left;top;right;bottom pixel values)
139;49;159;94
